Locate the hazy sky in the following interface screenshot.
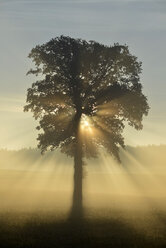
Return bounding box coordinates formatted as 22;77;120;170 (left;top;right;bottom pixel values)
0;0;166;149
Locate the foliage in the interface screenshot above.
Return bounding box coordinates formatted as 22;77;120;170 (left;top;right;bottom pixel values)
24;36;149;161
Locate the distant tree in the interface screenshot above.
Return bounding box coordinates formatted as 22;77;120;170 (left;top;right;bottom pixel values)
24;36;149;218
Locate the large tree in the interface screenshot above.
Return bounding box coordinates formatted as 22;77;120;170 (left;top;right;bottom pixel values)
24;36;149;218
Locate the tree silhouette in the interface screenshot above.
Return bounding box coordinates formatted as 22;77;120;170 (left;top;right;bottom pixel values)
24;36;149;218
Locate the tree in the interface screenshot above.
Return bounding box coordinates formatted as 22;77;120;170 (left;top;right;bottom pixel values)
24;36;149;218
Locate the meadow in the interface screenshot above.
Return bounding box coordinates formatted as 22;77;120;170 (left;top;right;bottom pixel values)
0;145;166;247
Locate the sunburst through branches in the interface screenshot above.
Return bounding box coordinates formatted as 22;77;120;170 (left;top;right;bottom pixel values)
80;114;93;133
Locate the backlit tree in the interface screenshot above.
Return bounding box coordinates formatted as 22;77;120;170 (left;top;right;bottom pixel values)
24;36;149;218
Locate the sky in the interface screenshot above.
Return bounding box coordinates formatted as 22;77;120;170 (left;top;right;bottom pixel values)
0;0;166;149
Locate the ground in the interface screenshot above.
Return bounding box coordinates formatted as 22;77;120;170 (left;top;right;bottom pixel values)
0;207;166;248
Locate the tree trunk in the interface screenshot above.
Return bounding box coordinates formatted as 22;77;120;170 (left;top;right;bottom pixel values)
71;142;83;218
70;115;83;219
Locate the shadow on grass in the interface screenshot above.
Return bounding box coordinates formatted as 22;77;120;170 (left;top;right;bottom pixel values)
0;212;166;248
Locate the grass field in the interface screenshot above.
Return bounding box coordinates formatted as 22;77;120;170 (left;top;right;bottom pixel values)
0;147;166;247
0;206;166;248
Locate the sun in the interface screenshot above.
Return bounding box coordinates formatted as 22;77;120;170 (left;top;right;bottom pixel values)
83;119;90;128
80;114;92;132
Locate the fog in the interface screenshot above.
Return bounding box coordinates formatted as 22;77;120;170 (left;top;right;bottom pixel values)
0;145;166;220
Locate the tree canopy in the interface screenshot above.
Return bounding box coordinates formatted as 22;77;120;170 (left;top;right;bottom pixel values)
24;36;149;162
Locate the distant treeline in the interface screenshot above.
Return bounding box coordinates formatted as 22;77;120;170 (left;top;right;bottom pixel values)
0;145;166;170
0;148;72;170
120;145;166;170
